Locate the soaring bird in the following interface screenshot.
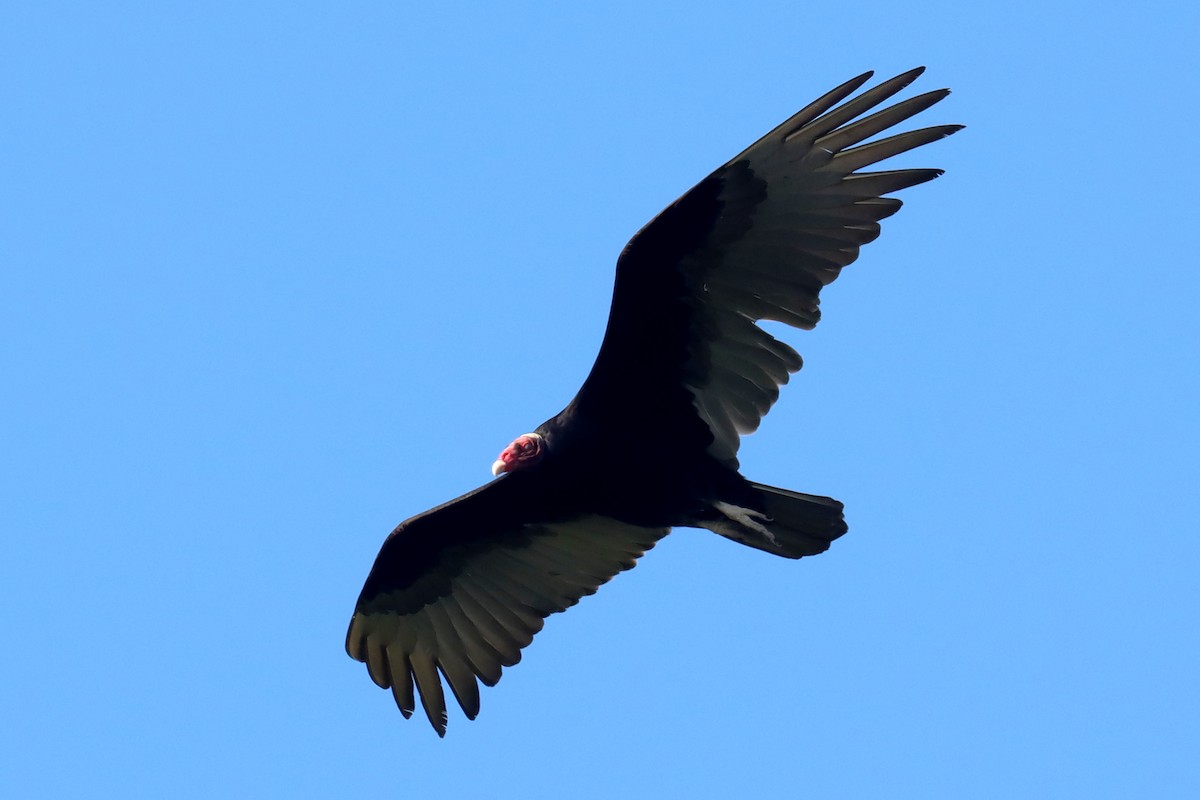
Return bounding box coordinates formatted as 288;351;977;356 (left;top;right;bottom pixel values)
346;68;960;735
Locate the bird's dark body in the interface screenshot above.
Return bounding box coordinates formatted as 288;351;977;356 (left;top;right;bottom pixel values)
356;428;756;611
531;170;779;526
347;69;960;735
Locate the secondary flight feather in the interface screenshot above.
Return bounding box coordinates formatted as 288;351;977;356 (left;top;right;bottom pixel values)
347;68;961;735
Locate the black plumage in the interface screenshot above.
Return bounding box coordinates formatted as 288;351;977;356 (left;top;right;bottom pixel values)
346;67;961;735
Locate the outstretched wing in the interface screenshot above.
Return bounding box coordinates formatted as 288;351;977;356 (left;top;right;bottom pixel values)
345;475;668;736
569;68;961;465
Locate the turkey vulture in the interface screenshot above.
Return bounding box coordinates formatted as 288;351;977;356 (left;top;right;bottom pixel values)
347;67;960;735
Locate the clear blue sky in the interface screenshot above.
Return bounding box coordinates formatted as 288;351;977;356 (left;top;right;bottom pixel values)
3;2;1198;798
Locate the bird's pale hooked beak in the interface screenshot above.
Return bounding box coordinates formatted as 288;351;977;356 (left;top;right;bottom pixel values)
491;459;507;477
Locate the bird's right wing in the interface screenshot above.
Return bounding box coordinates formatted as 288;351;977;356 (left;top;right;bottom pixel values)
345;475;668;736
570;68;960;465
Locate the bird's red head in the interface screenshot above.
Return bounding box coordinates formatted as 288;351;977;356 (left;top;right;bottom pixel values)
491;432;545;476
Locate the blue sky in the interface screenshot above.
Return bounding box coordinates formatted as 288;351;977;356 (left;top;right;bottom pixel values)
3;2;1198;797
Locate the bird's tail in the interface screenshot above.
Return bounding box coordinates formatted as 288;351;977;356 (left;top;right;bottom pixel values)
702;482;848;559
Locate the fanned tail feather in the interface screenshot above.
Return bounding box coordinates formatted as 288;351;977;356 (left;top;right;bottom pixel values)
743;482;848;558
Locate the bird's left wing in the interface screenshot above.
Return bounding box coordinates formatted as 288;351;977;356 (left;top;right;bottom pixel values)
345;475;668;736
